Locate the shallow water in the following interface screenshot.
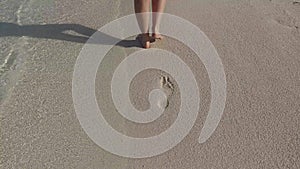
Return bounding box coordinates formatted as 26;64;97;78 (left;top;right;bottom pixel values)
0;0;125;103
0;0;56;102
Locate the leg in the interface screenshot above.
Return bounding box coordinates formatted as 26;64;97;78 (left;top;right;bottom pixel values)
134;0;151;48
152;0;166;39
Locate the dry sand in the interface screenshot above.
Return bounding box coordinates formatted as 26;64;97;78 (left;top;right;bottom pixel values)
1;0;300;168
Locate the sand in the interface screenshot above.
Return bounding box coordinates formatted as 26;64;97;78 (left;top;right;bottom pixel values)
1;0;300;168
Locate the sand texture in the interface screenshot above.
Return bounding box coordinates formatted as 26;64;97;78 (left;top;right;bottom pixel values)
1;0;300;168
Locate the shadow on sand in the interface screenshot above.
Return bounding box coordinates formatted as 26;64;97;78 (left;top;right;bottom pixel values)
0;22;141;48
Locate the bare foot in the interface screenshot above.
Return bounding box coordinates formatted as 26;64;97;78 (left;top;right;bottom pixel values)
152;33;164;40
137;33;151;49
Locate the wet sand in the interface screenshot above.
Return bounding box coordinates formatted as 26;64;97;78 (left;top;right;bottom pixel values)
1;0;300;168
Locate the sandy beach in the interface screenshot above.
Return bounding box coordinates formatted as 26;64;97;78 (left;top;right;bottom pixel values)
1;0;300;168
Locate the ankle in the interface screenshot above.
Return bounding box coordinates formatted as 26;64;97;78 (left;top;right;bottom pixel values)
152;27;160;34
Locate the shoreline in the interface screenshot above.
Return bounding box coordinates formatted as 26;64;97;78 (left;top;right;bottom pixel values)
1;0;300;168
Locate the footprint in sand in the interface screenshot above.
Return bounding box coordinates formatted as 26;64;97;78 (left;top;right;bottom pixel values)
159;76;175;108
292;0;300;5
160;76;174;91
